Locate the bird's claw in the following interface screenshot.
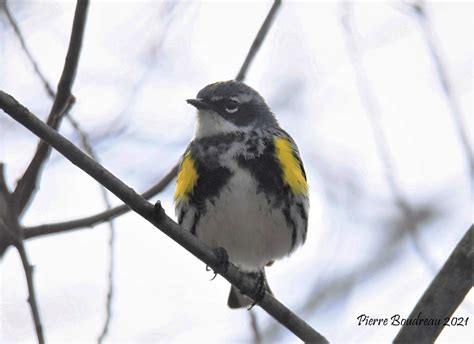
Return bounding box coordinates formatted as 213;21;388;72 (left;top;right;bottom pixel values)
247;271;266;310
207;247;229;280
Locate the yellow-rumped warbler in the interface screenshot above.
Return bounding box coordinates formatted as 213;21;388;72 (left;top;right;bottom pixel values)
174;80;308;308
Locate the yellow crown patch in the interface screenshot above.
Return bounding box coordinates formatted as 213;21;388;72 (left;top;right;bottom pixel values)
274;137;308;195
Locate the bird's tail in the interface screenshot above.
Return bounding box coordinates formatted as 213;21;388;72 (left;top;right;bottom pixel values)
227;269;273;309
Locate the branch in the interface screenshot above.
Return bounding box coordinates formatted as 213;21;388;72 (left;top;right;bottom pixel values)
1;0;55;97
235;0;281;82
0;90;328;343
66;115;116;344
0;163;13;255
0;0;175;244
340;2;436;271
394;225;473;343
12;0;89;214
23;164;178;239
0;168;45;343
15;238;45;344
15;0;280;240
408;1;474;180
249;310;262;344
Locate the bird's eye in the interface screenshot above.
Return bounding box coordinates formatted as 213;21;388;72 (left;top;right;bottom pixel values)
225;100;239;114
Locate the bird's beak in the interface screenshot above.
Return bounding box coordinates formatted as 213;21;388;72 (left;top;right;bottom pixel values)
186;98;212;110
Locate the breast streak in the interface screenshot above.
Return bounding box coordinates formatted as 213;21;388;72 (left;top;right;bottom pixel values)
196;167;293;272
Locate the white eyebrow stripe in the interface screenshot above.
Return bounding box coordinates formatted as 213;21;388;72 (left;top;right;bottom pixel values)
230;96;240;102
210;95;224;101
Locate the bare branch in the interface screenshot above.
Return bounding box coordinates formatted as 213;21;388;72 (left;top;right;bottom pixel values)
97;219;115;344
406;1;474;180
394;225;473;343
13;0;89;214
0;90;328;343
0;165;45;343
23;164;178;239
1;0;55;97
15;238;45;344
235;0;282;82
66;115;116;343
0;163;13;255
14;0;280;240
340;2;436;271
249;310;262;344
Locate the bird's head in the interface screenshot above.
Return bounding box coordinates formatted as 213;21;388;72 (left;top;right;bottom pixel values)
187;80;278;138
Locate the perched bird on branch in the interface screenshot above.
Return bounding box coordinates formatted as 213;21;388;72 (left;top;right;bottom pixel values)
175;80;309;308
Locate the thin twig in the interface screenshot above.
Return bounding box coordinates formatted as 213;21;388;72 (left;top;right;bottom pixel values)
340;2;436;271
15;238;45;344
1;0;55;97
249;310;262;344
0;165;45;343
17;0;281;241
260;207;424;341
97;218;115;344
22;164;178;240
235;0;282;82
394;225;473;343
407;1;474;181
67;116;116;343
0;90;329;343
0;163;13;255
12;0;89;214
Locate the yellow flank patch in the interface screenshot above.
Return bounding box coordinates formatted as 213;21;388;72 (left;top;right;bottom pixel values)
274;137;308;195
174;152;198;201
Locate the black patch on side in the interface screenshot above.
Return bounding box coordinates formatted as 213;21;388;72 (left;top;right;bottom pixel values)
283;207;298;251
177;209;185;225
190;212;200;236
190;163;232;213
187;138;234;216
238;139;298;249
237;139;292;208
296;202;308;243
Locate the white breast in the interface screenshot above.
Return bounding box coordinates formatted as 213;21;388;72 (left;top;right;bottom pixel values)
195;168;294;272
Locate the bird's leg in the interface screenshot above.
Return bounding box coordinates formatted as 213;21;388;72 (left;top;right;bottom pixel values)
246;271;266;310
207;247;229;280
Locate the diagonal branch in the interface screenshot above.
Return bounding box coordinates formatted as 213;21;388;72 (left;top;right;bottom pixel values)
12;0;89;215
0;90;328;343
235;0;282;82
1;0;55;97
14;0;281;242
394;225;473;343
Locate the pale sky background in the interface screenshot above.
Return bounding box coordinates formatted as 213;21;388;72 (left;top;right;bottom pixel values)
0;1;473;343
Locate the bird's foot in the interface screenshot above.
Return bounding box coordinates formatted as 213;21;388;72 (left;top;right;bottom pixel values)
206;247;229;280
246;271;266;310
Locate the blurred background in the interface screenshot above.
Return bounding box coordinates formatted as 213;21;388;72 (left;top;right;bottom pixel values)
0;1;472;343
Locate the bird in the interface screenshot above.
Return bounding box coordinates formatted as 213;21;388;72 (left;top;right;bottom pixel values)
174;80;309;308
